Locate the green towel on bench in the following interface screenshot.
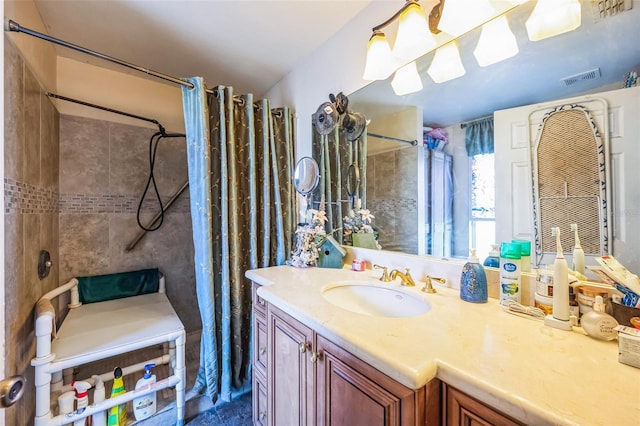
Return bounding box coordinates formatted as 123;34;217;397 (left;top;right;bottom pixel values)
77;268;160;304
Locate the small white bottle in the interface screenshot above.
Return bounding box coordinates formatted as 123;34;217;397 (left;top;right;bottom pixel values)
133;363;157;421
581;295;619;340
570;223;585;275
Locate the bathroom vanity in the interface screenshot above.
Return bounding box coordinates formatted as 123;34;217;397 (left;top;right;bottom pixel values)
247;265;638;426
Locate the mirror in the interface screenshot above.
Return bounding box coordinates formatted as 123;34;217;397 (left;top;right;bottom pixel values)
346;163;360;207
294;157;320;196
325;2;640;269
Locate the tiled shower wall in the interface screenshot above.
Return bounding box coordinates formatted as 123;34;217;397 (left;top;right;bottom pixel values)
58;115;199;332
4;36;60;425
366;147;419;254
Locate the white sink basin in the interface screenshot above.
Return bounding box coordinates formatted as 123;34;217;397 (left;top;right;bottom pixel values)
321;281;431;318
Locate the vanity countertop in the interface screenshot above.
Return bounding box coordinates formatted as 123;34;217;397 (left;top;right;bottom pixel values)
246;265;639;426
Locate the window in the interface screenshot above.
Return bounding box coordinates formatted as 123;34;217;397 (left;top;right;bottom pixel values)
470;153;495;261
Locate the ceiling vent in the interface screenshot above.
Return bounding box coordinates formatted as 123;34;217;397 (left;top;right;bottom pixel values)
561;68;601;86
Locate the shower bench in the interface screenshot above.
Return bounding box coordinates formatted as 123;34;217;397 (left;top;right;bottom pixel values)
32;269;186;426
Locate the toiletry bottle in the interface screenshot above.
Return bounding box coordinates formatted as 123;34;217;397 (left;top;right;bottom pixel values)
461;249;488;303
72;381;91;426
568;287;579;324
544;227;573;330
500;242;521;306
133;364;157;421
483;244;500;268
107;367;127;426
91;375;107;426
570;223;585;275
512;239;531;272
581;295;619;340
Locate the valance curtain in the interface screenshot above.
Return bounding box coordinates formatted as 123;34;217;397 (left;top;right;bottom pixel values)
465;117;494;157
181;77;295;403
311;123;367;243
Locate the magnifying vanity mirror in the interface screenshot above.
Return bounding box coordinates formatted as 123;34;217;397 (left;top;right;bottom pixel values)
294;157;320;211
346;163;360;208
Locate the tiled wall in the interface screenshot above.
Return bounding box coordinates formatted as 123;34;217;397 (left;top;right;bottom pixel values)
4;35;60;424
366;147;419;254
58;115;199;332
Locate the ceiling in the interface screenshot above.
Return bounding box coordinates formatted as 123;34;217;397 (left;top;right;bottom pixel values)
33;0;373;97
30;0;640;130
351;1;640;128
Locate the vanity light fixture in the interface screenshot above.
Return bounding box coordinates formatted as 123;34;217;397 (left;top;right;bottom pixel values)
391;61;424;96
362;0;437;81
362;30;397;80
473;15;519;67
427;40;466;83
437;0;495;37
526;0;582;41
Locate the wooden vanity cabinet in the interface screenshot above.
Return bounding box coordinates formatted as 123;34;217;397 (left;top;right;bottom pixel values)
443;384;522;426
260;299;429;426
252;282;269;425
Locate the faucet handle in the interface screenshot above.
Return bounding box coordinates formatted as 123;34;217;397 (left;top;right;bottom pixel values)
421;276;446;293
373;264;390;282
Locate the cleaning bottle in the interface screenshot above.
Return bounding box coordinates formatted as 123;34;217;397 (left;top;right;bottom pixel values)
107;367;127;426
581;295;619;340
499;242;521;306
133;363;157;421
483;244;500;268
91;375;107;426
570;223;585;275
544;227;572;331
461;248;488;303
72;381;92;426
512;239;531;272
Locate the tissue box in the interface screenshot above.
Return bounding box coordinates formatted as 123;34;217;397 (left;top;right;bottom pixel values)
615;325;640;369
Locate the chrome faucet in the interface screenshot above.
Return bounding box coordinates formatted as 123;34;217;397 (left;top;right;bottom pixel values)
422;276;446;293
389;268;416;287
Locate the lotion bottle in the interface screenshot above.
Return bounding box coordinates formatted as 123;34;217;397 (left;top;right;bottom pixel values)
133;363;157;421
460;249;488;303
581;295;618;340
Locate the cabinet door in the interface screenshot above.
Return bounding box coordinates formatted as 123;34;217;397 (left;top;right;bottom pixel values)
445;384;521;426
267;305;315;426
315;334;422;426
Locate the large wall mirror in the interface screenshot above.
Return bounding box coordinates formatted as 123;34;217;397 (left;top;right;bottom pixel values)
316;1;640;273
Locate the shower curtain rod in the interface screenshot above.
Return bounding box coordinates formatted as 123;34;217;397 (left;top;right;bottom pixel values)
367;132;418;146
7;19;214;94
46;92;169;131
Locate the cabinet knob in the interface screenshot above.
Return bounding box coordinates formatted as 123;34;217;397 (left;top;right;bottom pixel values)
259;410;267;420
258;298;266;306
259;346;267;356
310;351;323;363
298;342;307;353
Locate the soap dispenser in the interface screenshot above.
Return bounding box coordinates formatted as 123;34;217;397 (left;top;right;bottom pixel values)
483;244;500;268
461;249;488;303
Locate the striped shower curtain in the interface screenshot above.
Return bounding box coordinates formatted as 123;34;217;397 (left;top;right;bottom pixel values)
181;77;295;402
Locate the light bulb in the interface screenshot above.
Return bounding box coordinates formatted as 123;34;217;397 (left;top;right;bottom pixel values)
473;16;519;67
438;0;495;37
427;41;466;83
363;31;397;80
391;61;423;96
392;2;437;63
526;0;581;41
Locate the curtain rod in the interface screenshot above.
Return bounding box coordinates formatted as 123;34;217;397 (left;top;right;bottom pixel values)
460;115;493;129
6;19;215;95
367;132;418;146
46;92;169;130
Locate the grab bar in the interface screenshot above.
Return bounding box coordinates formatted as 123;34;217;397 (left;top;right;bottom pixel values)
126;180;190;252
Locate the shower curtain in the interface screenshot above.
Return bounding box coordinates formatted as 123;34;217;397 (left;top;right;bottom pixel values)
311;123;367;243
181;77;296;402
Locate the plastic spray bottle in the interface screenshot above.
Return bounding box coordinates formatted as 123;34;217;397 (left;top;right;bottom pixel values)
133;363;157;421
544;227;572;331
107;367;127;426
72;381;91;426
570;223;585;275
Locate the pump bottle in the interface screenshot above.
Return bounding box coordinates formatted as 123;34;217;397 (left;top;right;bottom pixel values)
133;363;157;421
460;249;488;303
